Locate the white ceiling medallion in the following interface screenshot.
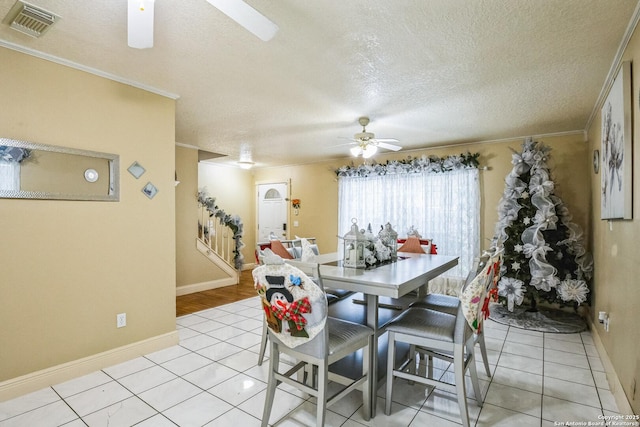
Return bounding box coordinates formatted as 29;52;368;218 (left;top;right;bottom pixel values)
128;0;155;49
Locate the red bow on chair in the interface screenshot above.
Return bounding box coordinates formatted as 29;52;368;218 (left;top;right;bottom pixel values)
271;297;311;331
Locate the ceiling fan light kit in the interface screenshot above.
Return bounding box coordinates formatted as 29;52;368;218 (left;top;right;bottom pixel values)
128;0;155;49
351;144;377;158
345;116;402;158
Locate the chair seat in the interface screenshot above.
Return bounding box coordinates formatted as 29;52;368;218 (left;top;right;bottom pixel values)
327;317;373;356
385;307;463;343
326;288;354;305
326;288;353;299
326;294;339;304
411;293;460;315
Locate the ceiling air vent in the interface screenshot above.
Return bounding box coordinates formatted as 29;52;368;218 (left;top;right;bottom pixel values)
4;1;60;38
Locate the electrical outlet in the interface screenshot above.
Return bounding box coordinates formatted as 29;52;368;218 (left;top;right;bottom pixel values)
116;313;127;328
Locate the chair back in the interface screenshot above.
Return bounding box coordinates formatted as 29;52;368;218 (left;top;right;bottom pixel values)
286;259;323;288
458;255;483;293
458;248;504;336
291;238;319;262
481;248;504;319
253;253;328;351
458;260;494;334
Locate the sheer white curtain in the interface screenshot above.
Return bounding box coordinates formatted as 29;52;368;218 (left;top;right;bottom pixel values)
0;160;20;191
338;168;480;293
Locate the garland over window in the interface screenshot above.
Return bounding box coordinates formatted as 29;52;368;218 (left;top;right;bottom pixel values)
335;153;480;177
197;190;245;270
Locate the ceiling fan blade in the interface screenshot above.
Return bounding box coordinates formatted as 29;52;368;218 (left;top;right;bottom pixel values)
128;0;155;49
206;0;279;41
377;141;402;151
374;138;399;143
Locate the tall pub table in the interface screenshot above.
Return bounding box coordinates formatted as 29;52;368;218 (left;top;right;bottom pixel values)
317;252;459;416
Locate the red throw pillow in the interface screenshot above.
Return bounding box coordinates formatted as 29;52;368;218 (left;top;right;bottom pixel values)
269;240;294;259
398;236;426;254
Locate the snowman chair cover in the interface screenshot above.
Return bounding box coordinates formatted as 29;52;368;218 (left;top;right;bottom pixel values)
253;250;327;348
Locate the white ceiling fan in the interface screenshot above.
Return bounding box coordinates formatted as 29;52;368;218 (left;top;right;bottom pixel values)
343;117;402;158
127;0;279;49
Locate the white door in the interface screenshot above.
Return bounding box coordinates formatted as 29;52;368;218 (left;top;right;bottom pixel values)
257;182;288;242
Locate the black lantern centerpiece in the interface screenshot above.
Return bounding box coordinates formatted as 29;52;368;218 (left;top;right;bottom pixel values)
344;218;367;268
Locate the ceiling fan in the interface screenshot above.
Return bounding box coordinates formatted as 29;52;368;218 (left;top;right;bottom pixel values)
344;117;402;158
127;0;279;49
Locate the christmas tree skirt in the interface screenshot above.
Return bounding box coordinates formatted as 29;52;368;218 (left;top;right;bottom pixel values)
489;303;587;333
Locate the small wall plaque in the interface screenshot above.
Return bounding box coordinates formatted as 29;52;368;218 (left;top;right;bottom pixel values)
142;182;158;199
128;161;146;179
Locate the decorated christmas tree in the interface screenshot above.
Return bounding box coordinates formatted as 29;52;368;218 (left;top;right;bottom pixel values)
491;138;593;312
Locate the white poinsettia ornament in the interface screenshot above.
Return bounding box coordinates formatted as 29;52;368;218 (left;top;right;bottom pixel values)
557;279;590;305
497;277;525;312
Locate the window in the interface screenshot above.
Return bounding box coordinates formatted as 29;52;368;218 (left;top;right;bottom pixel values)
264;188;282;200
338;168;480;291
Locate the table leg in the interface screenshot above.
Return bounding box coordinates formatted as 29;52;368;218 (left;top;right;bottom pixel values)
416;281;430;298
366;293;379;416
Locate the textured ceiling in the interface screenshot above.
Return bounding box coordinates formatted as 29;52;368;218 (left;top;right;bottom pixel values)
0;0;638;167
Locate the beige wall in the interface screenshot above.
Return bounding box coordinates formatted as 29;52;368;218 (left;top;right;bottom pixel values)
175;146;231;287
0;48;177;385
587;25;640;413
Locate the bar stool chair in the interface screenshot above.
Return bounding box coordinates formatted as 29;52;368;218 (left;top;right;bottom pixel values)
256;246;353;366
253;254;374;427
384;263;495;427
408;248;502;377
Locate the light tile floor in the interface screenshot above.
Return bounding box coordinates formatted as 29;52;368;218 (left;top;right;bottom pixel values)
0;296;624;427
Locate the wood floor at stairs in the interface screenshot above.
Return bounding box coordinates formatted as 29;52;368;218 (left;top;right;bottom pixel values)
176;269;256;316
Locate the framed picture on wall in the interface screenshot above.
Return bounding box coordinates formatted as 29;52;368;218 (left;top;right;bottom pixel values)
600;60;633;220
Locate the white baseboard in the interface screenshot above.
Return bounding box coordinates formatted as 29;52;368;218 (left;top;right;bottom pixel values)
175;262;255;296
176;277;237;296
0;330;179;402
242;262;256;271
589;319;633;414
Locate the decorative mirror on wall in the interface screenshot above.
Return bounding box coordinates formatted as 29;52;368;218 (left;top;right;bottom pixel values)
0;137;119;201
128;161;146;179
141;182;158;199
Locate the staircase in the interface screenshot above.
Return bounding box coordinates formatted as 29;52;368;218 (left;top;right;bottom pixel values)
197;205;241;285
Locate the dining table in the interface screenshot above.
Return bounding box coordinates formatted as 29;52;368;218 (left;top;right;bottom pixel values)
316;252;459;416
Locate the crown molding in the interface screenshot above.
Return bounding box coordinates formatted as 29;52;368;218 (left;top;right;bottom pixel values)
0;40;180;100
585;1;640;131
